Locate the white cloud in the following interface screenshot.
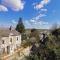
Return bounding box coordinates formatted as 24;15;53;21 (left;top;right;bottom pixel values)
30;19;35;23
2;0;25;11
23;15;49;29
41;0;50;4
34;0;50;10
24;19;49;29
32;14;46;20
23;20;34;29
30;19;48;25
41;9;47;12
34;3;43;9
12;20;17;24
0;5;8;12
23;12;49;29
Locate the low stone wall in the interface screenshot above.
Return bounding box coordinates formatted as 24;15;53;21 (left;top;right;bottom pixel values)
1;46;31;60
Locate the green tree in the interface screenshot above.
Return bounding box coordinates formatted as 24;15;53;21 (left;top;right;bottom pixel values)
25;33;57;60
15;17;25;33
50;27;60;60
30;29;40;43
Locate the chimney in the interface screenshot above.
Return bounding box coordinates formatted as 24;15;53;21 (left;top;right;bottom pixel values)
9;26;12;31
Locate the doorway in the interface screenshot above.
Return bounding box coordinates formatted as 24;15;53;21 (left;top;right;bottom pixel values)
7;46;10;54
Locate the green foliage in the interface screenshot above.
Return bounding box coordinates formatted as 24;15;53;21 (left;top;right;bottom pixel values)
25;28;60;60
48;28;60;60
15;17;25;33
30;29;40;42
21;33;27;40
51;28;60;38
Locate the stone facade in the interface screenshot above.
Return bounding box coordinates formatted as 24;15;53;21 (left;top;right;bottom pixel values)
0;29;21;55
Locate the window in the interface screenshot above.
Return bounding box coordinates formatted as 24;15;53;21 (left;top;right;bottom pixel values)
11;47;12;50
2;40;4;44
17;37;18;41
10;38;12;42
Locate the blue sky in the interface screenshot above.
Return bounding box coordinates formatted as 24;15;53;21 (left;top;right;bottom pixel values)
0;0;60;29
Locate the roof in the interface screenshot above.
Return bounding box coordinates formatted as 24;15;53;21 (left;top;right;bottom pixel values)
0;29;20;37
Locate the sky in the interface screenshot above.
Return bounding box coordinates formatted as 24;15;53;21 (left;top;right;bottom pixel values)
0;0;60;29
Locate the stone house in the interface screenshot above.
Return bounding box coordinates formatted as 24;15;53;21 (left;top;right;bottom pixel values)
0;29;21;55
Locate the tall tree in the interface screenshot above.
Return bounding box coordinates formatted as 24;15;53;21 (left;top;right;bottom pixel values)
51;24;60;38
16;17;25;33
